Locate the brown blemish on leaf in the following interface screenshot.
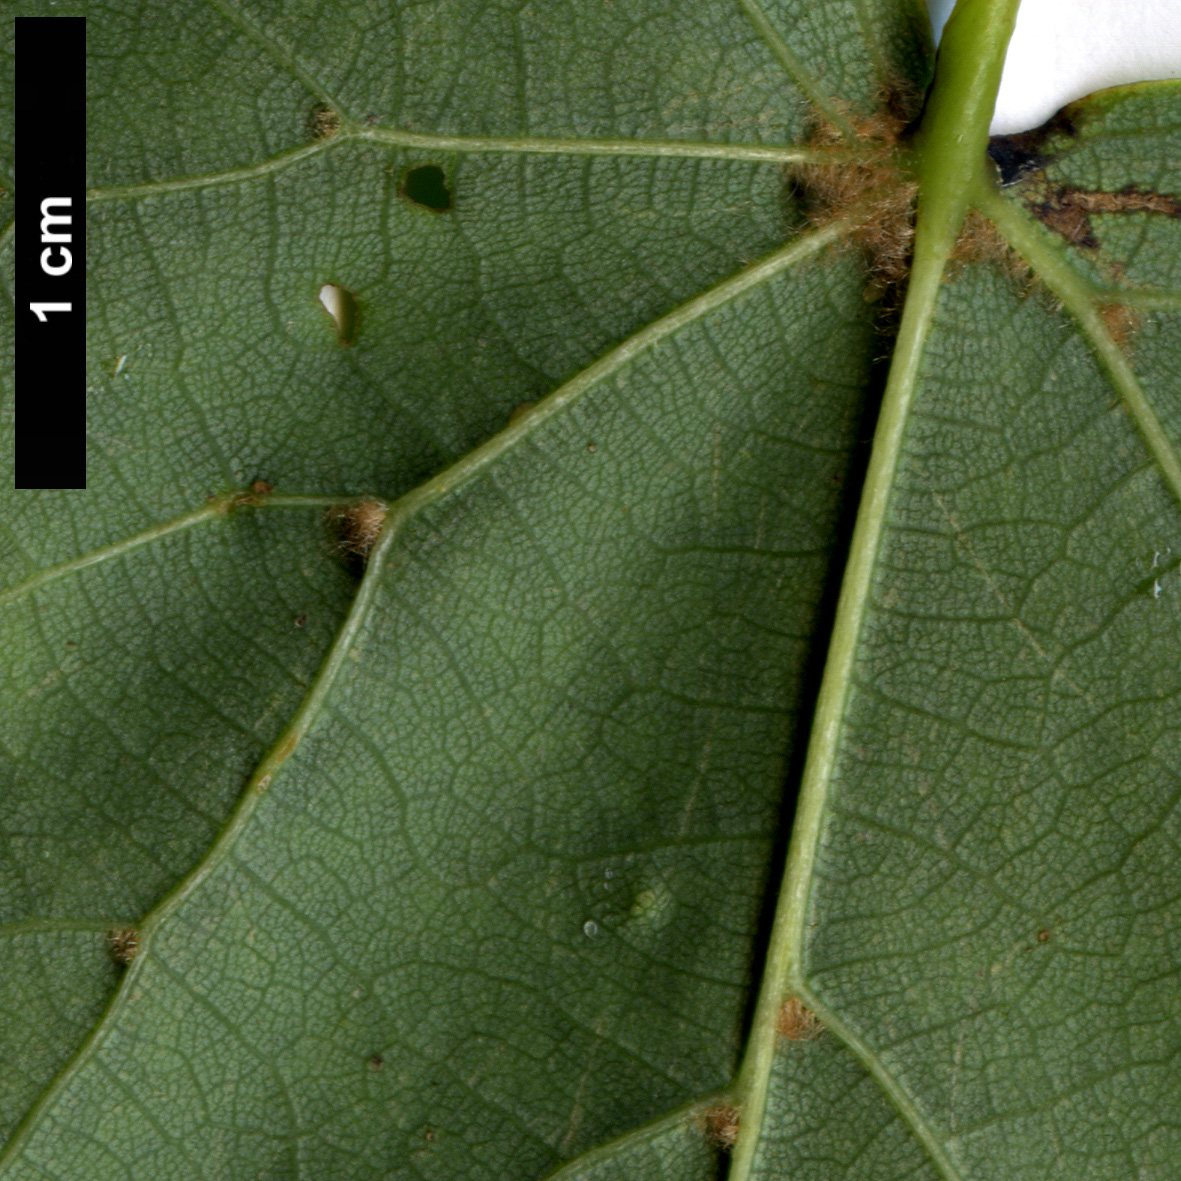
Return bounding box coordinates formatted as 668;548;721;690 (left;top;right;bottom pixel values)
327;497;388;558
789;101;918;294
1036;928;1051;943
1097;302;1145;351
776;995;824;1041
701;1105;740;1151
309;104;342;140
1029;185;1181;251
1031;191;1099;250
210;481;275;513
233;479;275;508
1072;187;1181;218
108;928;139;964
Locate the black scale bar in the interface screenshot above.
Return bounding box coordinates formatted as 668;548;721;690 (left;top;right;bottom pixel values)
15;16;87;489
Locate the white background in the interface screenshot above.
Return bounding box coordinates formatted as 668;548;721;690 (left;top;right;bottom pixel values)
926;0;1181;133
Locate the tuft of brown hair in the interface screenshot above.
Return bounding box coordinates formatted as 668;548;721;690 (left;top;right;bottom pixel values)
309;105;342;140
701;1105;740;1151
327;497;388;558
1097;302;1145;352
950;209;1036;289
776;996;824;1041
108;928;139;964
789;104;918;295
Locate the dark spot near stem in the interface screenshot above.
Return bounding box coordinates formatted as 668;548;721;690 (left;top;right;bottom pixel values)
987;106;1079;185
370;1055;384;1070
987;137;1045;186
400;165;452;212
294;613;308;628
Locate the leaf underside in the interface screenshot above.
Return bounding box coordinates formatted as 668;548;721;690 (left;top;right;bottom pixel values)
1;2;1179;1179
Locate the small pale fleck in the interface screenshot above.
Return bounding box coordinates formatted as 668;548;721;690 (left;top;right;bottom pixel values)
114;355;127;376
1153;578;1162;599
582;920;599;938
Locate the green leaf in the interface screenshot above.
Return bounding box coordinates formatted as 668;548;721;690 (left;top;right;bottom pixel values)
2;1;1180;1177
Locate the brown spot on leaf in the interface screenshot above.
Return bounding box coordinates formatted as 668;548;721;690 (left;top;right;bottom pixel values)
701;1105;740;1151
1097;302;1144;351
108;928;139;964
327;497;388;558
776;995;824;1041
309;105;341;140
1033;194;1099;249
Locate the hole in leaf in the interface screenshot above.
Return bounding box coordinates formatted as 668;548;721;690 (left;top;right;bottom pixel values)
318;283;358;344
400;165;452;212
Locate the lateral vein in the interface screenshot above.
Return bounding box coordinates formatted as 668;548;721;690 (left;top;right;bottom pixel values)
86;131;843;201
0;494;344;608
732;0;858;138
975;180;1181;511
